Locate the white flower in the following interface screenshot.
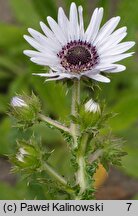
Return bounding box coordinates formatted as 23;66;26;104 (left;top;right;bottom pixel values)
11;96;28;107
23;2;135;83
85;99;100;113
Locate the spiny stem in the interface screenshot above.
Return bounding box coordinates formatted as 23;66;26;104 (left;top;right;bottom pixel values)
89;149;103;163
76;133;89;196
70;79;80;148
42;162;75;196
42;162;67;186
38;113;70;134
70;79;89;198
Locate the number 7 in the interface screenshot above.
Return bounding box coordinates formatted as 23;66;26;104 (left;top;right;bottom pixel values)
126;203;132;211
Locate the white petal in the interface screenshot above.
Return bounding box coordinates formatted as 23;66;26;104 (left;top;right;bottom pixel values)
24;50;40;57
51;65;65;72
23;50;57;59
68;2;79;41
11;97;27;107
100;52;134;64
97;27;127;52
45;73;74;81
95;64;117;71
33;72;58;77
28;28;61;52
30;57;59;66
85;8;103;43
99;41;135;56
82;69;100;76
46;77;64;81
47;16;67;45
78;6;84;40
40;21;55;39
85;99;100;113
86;73;110;83
24;35;46;52
58;7;69;39
105;64;126;73
28;28;47;42
94;16;120;45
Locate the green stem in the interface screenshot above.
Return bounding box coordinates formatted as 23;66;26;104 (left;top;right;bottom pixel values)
70;79;80;148
42;162;75;196
88;149;103;163
38;113;70;134
70;79;89;198
76;133;89;197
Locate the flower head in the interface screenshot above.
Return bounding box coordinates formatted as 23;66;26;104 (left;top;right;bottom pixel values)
24;2;135;83
85;99;100;113
11;96;28;107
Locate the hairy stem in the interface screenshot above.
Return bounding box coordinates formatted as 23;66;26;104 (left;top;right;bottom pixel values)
89;149;103;163
38;113;70;134
70;79;80;148
42;162;75;196
70;79;89;198
76;133;89;197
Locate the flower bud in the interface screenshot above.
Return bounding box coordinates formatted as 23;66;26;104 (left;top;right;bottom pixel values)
85;99;100;114
10;93;41;128
14;140;40;169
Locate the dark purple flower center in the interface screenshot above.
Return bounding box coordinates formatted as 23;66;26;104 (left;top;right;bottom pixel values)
66;46;91;66
57;40;99;73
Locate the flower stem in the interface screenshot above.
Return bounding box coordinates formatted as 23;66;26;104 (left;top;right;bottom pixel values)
38;113;70;134
42;162;67;186
70;79;89;198
70;79;80;148
42;162;75;197
76;133;89;197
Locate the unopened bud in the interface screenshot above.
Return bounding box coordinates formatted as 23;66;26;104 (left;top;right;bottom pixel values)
10;93;41;128
15;142;40;168
85;99;100;114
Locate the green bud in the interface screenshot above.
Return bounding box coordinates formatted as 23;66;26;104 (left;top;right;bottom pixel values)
77;102;101;133
10;93;41;128
14;140;41;169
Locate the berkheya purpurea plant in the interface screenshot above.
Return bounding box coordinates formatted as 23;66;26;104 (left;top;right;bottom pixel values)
9;2;135;199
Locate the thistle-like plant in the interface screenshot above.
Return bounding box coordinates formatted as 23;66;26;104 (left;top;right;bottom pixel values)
9;2;135;200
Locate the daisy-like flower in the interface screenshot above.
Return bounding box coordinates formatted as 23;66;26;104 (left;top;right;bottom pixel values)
23;2;135;83
85;99;100;113
11;96;28;107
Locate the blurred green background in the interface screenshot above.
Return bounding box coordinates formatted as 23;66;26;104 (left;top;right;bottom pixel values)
0;0;138;199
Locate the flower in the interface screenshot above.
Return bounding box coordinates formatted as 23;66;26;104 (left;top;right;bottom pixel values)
23;2;135;83
11;96;28;107
85;99;100;113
